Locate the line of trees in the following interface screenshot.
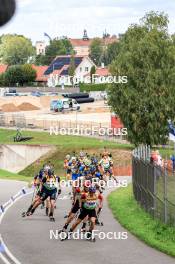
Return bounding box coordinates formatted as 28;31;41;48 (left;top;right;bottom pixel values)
0;34;74;66
108;11;175;146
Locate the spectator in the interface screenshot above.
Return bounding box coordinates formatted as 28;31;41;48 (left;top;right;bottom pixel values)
170;154;175;173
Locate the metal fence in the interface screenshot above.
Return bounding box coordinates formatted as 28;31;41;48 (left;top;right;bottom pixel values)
132;145;175;225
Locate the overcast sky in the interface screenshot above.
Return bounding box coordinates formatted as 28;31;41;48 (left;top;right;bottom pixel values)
0;0;175;43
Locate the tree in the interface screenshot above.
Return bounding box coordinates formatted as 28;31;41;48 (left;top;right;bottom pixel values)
0;34;35;65
36;38;74;65
103;42;120;65
68;54;76;85
90;65;96;83
61;38;73;55
21;64;36;84
0;73;6;87
4;64;36;86
34;54;48;66
108;11;175;146
90;38;103;66
5;65;24;86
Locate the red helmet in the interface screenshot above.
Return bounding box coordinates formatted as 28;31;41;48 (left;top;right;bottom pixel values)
75;187;81;193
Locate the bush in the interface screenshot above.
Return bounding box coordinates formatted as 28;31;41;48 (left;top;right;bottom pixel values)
0;73;7;87
79;83;109;92
3;64;36;86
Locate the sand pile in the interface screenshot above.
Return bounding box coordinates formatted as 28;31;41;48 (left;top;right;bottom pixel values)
82;107;109;114
1;103;19;112
18;103;40;111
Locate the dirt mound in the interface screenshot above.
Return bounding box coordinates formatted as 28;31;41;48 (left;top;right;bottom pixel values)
1;103;19;112
18;103;40;111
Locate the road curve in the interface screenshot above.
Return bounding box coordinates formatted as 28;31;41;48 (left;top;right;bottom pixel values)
0;178;175;264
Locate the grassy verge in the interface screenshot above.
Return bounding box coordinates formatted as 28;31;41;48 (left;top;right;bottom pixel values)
0;169;32;182
108;185;175;257
0;128;133;149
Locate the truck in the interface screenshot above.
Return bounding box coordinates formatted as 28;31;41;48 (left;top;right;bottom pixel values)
50;98;80;112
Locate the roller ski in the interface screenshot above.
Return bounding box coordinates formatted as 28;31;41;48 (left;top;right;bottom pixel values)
95;218;104;226
21;211;33;218
58;228;66;234
64;214;69;219
22;211;27;218
81;222;87;232
21;204;34;218
60;230;72;241
86;232;96;242
49;215;55;222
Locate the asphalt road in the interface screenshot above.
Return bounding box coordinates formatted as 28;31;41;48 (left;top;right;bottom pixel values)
0;178;175;264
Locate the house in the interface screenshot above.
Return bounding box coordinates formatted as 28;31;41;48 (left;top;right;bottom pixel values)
83;66;110;84
70;38;92;56
70;30;118;56
31;65;48;84
44;55;96;86
70;30;92;56
36;41;46;55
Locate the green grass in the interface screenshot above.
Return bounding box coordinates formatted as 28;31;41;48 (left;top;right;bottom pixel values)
108;185;175;257
158;147;175;159
0;128;133;149
0;169;31;182
0;128;132;179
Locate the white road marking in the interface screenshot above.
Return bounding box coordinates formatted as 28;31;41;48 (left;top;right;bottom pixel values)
0;253;11;264
0;188;33;264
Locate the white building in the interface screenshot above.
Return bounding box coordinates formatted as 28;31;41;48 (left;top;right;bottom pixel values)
36;41;46;55
45;55;96;86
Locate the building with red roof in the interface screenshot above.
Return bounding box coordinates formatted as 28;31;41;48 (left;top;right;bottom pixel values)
0;64;49;84
0;65;8;74
69;30;118;56
31;65;48;83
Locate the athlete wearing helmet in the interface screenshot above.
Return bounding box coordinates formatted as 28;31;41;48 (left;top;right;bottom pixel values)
64;186;103;240
22;169;61;222
99;152;114;182
68;157;79;181
64;154;71;180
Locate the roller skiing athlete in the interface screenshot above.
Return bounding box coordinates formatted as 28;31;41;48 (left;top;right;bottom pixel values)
21;169;45;218
22;170;61;222
95;184;104;226
99;152;117;183
59;181;90;235
58;186;82;234
61;186;103;242
64;154;71;181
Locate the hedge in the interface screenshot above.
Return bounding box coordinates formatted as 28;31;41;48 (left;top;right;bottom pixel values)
79;83;109;92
